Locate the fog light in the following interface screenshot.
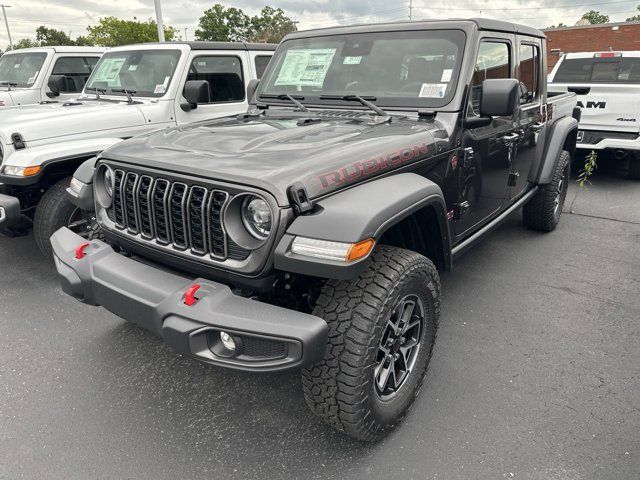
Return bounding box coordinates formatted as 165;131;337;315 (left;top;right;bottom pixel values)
220;331;236;352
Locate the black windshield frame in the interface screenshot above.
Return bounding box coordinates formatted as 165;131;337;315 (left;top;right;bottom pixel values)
257;29;467;110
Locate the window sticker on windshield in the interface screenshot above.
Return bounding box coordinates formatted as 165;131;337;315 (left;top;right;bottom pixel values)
343;56;362;65
153;76;170;95
92;58;126;83
128;64;138;71
275;48;336;87
419;83;447;98
14;63;20;69
440;69;452;82
27;71;39;84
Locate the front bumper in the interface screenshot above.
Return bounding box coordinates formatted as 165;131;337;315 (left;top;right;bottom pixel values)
51;227;329;372
0;192;22;232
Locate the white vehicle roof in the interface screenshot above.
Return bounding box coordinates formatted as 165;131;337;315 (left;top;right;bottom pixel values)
3;46;106;54
104;41;277;54
563;51;640;59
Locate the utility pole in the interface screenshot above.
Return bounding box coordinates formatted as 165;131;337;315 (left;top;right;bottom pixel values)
184;27;188;41
1;4;12;50
153;0;165;43
409;0;413;20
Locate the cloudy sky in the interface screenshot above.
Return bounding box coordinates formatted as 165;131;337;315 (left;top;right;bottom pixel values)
4;0;640;43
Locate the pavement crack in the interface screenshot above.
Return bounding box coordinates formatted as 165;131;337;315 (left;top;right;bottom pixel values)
567;211;640;225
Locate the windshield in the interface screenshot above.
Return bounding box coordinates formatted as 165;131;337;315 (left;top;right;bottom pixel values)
0;52;47;88
554;57;640;83
258;29;466;109
84;49;181;97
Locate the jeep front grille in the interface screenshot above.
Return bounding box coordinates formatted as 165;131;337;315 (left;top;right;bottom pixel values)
108;169;249;261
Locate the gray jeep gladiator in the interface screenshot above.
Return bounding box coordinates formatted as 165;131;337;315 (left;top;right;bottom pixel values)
51;19;578;441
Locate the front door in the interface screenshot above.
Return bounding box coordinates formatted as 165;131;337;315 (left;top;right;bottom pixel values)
455;37;519;236
174;52;251;125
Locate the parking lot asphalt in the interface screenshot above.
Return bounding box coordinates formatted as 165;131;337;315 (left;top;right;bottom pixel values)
0;168;638;480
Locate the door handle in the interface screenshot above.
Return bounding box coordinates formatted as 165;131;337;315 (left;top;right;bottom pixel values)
500;133;520;145
531;122;545;132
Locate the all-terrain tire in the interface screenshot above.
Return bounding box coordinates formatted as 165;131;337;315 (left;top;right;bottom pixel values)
301;246;441;441
34;177;101;258
523;150;570;232
629;153;640;180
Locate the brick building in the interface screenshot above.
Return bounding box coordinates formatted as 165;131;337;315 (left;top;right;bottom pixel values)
543;21;640;72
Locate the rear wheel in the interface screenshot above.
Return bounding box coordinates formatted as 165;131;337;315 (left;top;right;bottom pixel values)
523;150;570;232
34;177;100;258
301;246;440;441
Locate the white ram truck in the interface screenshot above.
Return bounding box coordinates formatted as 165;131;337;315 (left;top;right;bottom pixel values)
0;41;275;255
0;46;105;107
548;51;640;179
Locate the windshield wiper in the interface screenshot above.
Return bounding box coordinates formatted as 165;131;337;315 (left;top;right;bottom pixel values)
319;94;387;117
0;81;18;91
111;88;137;103
85;86;107;100
258;93;309;112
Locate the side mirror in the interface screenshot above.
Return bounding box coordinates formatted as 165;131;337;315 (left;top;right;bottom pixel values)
480;78;519;117
181;80;210;112
47;75;71;98
246;79;260;104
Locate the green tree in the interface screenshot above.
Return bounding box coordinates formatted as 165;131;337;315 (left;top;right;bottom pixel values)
195;4;251;42
86;16;177;47
547;22;567;28
627;5;640;21
249;6;297;43
8;38;40;50
35;26;75;46
581;10;610;24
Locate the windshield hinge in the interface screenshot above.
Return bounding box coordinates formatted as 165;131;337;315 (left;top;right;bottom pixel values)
418;109;436;119
288;182;314;215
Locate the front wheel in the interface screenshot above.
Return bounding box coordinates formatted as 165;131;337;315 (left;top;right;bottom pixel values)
34;177;100;258
301;246;441;441
523;150;570;232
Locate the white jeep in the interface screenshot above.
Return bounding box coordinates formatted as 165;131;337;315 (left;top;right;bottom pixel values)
549;51;640;179
0;46;105;107
0;41;275;255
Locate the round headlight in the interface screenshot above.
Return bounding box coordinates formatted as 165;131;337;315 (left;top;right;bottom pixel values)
95;164;114;209
104;168;113;197
241;196;272;239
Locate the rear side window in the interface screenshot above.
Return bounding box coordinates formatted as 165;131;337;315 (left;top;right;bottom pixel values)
254;55;271;79
518;44;540;104
469;41;511;116
554;57;640;83
187;56;245;103
52;56;100;92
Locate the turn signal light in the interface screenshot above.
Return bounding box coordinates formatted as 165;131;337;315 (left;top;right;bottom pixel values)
23;166;42;177
347;238;375;262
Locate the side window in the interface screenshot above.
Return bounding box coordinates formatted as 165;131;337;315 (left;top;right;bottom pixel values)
52;56;99;93
518;44;540;104
186;56;245;103
469;41;511;116
254;55;272;79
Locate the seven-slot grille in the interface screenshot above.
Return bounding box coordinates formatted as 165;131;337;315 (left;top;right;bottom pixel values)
108;168;248;261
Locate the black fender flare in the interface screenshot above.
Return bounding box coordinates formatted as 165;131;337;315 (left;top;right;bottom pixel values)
67;157;98;211
530;116;578;185
274;173;451;280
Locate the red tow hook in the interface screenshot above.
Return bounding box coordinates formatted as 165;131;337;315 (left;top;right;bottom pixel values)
184;284;201;306
75;242;90;259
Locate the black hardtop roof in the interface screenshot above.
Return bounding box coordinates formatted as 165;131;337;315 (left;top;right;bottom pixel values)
284;18;545;40
125;41;277;51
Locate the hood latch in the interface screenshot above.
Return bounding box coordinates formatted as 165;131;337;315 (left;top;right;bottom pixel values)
288;182;314;215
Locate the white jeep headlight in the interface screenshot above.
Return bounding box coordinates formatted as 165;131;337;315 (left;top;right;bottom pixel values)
2;165;41;177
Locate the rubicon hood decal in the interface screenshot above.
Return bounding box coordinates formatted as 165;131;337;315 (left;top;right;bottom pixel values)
318;143;430;190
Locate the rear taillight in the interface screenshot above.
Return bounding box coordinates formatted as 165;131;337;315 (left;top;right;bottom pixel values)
594;52;622;58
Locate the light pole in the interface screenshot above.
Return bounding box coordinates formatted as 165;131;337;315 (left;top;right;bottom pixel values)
153;0;165;43
1;4;12;50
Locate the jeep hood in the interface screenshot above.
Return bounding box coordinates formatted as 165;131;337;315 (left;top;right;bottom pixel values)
0;99;148;143
102;111;446;206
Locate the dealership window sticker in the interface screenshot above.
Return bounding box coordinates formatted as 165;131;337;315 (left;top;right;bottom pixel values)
275;48;336;87
419;83;448;98
92;58;126;84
